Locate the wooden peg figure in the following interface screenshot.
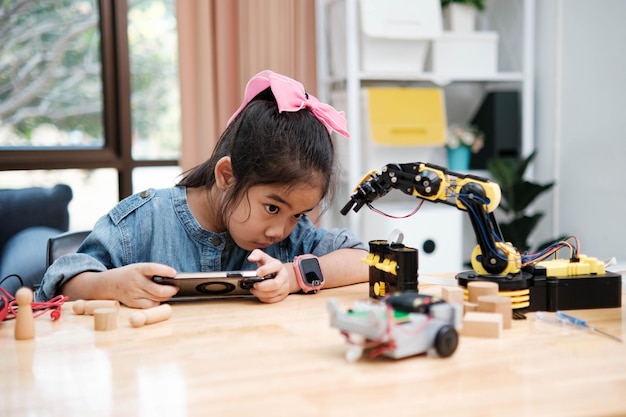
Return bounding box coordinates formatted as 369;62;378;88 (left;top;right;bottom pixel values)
14;287;35;340
129;304;172;328
73;299;120;315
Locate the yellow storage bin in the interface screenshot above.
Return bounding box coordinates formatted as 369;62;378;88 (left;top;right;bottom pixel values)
366;87;446;146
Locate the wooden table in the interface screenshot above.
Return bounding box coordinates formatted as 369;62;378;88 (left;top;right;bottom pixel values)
1;282;625;417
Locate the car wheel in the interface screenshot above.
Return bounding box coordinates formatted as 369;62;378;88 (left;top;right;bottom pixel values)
434;325;459;357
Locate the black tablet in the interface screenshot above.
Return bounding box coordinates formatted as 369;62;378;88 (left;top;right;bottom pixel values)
152;271;275;300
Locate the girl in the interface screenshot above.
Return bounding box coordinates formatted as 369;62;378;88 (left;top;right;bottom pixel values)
36;70;368;308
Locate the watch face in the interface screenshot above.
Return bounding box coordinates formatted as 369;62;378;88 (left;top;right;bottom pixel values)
300;258;323;286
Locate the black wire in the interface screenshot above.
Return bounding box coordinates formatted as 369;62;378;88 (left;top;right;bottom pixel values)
0;274;24;288
1;275;24;320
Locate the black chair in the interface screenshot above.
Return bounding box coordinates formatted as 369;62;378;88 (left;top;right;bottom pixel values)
46;230;92;268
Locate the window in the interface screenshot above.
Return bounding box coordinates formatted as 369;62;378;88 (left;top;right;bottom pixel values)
0;0;181;227
127;0;181;161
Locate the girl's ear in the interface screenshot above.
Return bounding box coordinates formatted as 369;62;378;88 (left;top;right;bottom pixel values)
214;156;235;190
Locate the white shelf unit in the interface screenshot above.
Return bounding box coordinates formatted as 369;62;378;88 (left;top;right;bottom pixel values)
315;0;535;271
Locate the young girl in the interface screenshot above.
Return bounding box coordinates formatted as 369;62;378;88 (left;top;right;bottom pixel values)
35;70;368;308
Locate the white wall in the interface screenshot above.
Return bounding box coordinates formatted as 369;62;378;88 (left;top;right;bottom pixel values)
534;0;626;261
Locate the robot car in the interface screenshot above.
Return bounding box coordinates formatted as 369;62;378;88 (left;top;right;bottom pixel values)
328;292;462;362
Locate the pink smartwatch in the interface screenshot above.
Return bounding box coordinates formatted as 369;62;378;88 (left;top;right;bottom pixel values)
293;254;325;294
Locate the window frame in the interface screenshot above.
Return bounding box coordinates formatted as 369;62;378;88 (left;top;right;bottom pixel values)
0;0;179;199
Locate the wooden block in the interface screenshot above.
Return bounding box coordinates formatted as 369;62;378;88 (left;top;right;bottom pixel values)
74;300;121;315
478;295;512;329
461;312;502;338
93;308;118;331
73;300;120;315
441;286;464;305
463;301;478;314
467;281;499;303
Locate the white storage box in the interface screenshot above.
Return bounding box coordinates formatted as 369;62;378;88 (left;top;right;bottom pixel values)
431;31;499;77
328;0;442;76
361;202;463;274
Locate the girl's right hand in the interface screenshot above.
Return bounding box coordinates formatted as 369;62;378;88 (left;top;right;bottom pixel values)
107;263;179;308
64;263;179;309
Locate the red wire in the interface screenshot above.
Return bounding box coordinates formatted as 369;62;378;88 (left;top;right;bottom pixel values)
1;288;68;322
367;200;424;219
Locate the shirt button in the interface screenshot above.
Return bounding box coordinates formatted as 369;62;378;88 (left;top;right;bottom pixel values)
140;190;150;198
211;236;222;246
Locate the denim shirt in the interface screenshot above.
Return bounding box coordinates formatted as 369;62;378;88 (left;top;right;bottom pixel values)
35;186;366;302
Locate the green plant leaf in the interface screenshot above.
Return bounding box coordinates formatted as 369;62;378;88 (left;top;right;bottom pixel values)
510;181;554;213
487;157;516;188
515;150;537;179
500;213;544;252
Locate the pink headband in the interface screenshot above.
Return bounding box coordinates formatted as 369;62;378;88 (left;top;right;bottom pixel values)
227;70;350;138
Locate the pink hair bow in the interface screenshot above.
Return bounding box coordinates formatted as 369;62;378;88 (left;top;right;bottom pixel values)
227;70;350;138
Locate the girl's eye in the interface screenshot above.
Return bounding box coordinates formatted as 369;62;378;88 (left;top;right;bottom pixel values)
292;213;304;220
265;204;279;214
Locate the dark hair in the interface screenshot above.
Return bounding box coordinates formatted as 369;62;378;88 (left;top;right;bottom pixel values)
178;88;338;227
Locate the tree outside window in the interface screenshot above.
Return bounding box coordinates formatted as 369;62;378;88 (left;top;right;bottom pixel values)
0;0;181;229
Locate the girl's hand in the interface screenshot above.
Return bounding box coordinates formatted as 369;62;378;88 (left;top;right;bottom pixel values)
246;249;297;303
106;263;179;308
64;263;179;309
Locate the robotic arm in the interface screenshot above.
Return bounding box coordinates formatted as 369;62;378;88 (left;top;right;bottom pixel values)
341;161;521;276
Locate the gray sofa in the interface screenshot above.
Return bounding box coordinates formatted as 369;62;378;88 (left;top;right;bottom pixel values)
0;184;73;295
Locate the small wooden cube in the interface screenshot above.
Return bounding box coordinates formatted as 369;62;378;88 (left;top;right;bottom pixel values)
463;301;478;314
441;286;465;305
467;281;499;303
478;295;512;329
461;312;502;338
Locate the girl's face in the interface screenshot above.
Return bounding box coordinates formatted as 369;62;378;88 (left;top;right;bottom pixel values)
227;181;324;251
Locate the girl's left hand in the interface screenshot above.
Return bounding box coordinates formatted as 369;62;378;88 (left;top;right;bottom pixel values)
246;249;297;303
